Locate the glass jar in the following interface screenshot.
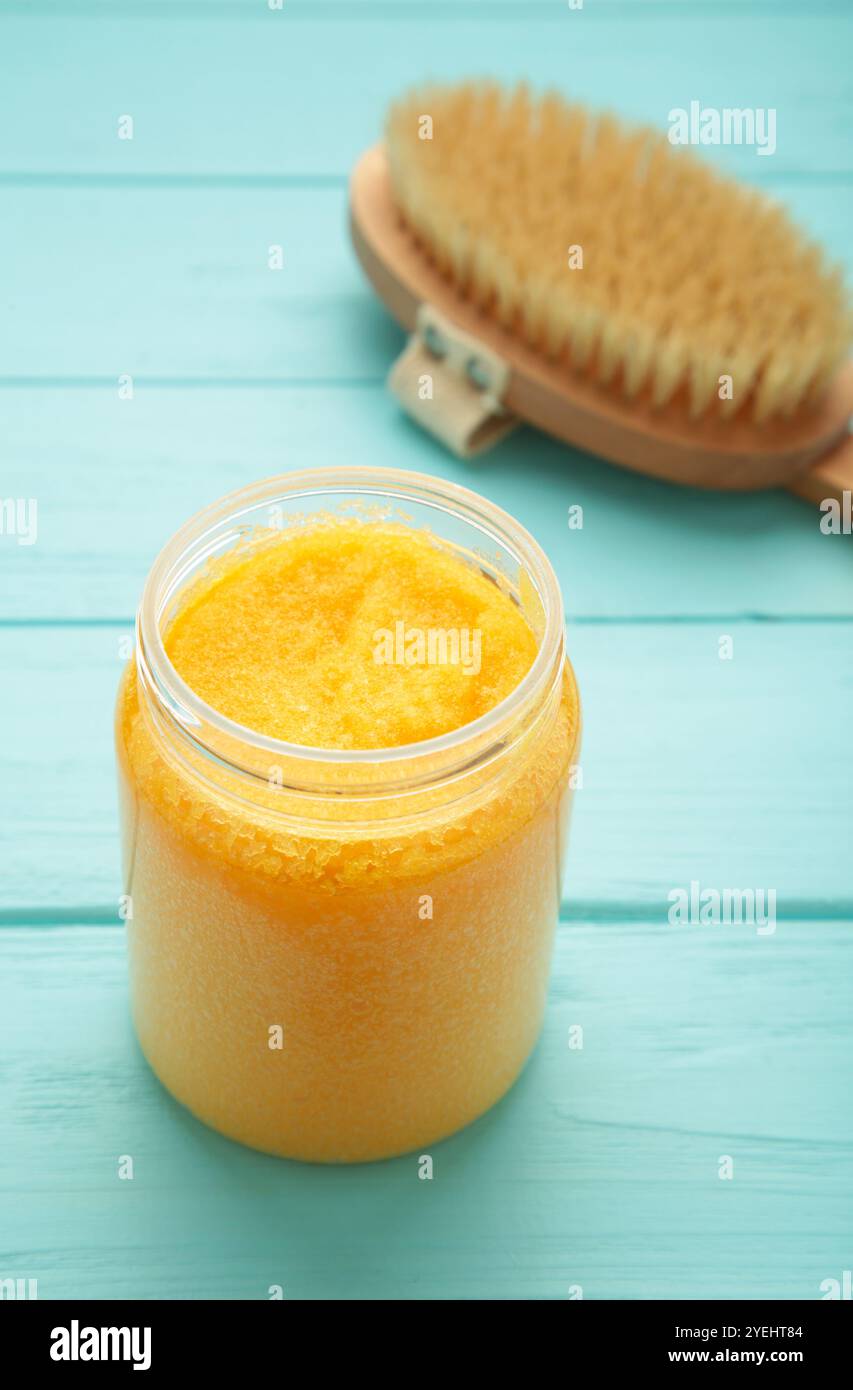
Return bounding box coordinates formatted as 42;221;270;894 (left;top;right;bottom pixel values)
115;467;581;1162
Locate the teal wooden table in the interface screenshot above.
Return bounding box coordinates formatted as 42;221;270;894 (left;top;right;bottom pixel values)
1;0;851;1301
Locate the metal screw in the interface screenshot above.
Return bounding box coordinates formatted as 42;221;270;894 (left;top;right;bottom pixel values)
466;356;491;392
423;324;447;359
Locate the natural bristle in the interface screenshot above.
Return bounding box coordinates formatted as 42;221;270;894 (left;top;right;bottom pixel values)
386;82;853;424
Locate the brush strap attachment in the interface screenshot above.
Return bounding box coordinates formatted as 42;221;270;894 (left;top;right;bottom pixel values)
388;304;518;457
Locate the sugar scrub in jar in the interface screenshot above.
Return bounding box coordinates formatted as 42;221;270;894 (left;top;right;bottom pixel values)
115;468;580;1162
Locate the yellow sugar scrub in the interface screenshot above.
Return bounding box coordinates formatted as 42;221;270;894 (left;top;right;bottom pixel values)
116;468;580;1162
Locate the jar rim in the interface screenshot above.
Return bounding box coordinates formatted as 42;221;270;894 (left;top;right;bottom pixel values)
136;466;566;800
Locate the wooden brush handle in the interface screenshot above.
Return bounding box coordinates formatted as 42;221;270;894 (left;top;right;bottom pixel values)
788;431;853;510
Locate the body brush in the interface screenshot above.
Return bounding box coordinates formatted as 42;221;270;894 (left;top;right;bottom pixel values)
350;82;853;509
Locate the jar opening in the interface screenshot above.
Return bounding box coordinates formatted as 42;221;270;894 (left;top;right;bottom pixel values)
135;467;566;818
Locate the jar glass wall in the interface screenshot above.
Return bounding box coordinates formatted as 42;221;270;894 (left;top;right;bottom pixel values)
115;468;581;1162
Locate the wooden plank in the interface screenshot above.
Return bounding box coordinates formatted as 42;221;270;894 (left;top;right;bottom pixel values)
0;11;851;176
7;0;836;8
1;180;850;381
6;1;820;10
0;187;396;380
1;623;850;915
2;384;853;624
0;922;849;1299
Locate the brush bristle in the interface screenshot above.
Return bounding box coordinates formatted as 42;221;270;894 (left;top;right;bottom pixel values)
386;82;853;424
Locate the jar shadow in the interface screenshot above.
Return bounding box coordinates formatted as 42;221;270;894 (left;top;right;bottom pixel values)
131;1029;554;1299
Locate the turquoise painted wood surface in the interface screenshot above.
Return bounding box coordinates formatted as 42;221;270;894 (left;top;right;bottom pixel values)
3;386;853;621
1;924;851;1300
0;0;851;1301
2;623;851;915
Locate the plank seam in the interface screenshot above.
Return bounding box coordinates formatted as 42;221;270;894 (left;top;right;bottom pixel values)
2;616;853;629
1;171;852;187
0;377;388;390
2;904;852;928
4;1;850;19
